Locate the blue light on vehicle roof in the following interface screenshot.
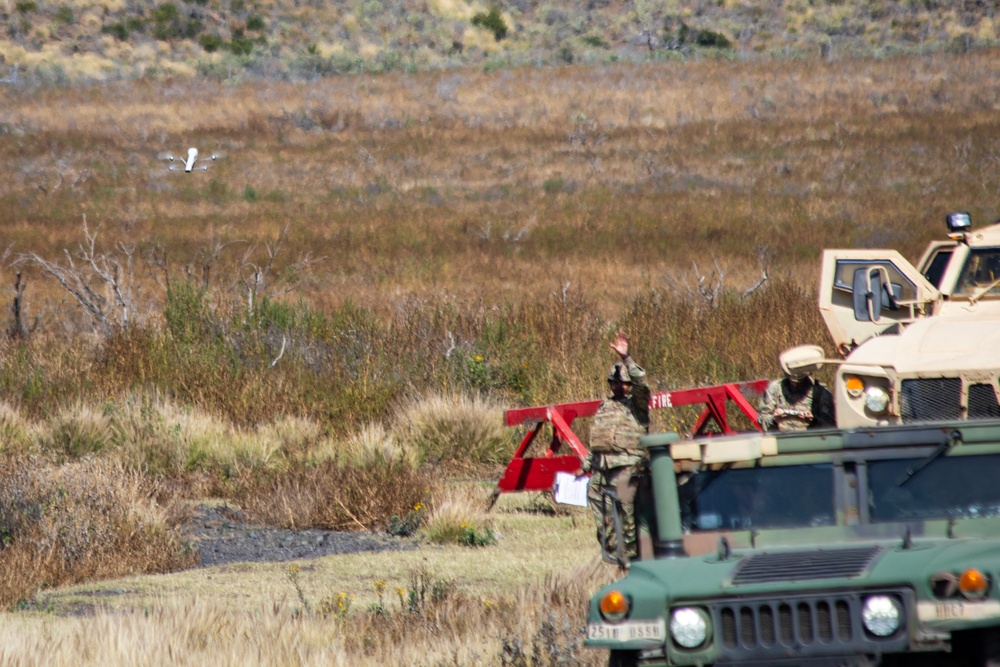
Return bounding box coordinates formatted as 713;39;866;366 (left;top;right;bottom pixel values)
946;212;971;233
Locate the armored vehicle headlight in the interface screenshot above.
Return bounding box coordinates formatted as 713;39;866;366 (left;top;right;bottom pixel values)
864;386;890;415
670;607;709;648
862;595;901;637
845;376;865;398
959;568;990;599
599;590;630;622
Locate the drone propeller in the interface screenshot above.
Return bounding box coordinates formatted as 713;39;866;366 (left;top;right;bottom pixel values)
158;151;177;161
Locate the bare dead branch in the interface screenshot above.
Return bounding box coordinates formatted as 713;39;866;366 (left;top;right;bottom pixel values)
742;246;772;298
18;216;139;334
7;271;38;340
269;335;287;368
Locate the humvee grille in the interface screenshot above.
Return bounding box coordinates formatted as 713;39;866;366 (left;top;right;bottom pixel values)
968;383;1000;419
731;546;882;584
710;590;910;661
900;378;962;423
719;597;854;651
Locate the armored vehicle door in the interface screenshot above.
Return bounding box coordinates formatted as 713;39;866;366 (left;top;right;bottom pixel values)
819;250;940;353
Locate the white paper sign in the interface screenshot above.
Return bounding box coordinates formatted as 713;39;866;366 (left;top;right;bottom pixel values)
553;472;589;507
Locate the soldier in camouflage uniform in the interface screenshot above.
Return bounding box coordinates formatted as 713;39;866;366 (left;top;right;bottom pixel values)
758;347;835;431
578;330;650;563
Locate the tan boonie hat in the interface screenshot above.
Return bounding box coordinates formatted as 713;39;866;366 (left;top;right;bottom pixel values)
779;344;825;381
607;363;632;383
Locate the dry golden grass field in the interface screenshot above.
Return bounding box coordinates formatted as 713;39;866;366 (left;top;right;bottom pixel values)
4;43;1000;665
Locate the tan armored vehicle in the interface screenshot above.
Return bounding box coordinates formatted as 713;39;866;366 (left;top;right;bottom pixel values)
816;212;1000;428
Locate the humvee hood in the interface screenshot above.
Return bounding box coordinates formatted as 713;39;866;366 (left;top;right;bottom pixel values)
849;315;1000;374
626;537;1000;601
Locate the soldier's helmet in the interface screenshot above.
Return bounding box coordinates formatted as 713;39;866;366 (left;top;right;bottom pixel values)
607;363;632;384
779;344;825;381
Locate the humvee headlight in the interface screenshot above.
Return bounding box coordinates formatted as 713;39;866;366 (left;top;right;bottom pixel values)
599;590;630;622
845;376;865;398
959;568;990;599
670;607;709;648
864;386;890;415
862;595;901;637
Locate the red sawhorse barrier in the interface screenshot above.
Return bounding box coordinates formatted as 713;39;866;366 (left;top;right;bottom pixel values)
492;380;769;501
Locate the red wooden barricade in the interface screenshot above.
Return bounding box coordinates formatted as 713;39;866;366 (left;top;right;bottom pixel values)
494;380;769;497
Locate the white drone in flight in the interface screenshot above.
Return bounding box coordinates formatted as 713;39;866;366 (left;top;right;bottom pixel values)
160;147;223;172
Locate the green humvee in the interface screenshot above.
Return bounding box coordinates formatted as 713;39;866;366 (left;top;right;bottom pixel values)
585;421;1000;666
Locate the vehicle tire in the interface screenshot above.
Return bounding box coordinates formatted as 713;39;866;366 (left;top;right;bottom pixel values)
607;650;639;667
984;628;1000;667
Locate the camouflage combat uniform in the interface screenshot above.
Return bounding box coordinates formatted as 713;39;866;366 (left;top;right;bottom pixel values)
758;377;835;431
582;360;650;561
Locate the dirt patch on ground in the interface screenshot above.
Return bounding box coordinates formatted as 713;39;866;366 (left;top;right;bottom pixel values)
185;503;416;568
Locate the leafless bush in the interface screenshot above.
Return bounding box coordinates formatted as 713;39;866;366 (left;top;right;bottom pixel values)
19;217;143;334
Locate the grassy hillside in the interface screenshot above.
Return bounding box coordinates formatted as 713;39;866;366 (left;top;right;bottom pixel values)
3;21;1000;663
1;0;999;83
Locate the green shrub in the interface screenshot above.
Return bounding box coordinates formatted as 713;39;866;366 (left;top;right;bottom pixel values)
229;35;256;56
55;6;74;24
199;33;224;52
151;3;180;24
14;1;36;13
151;3;201;40
101;21;130;41
471;7;508;41
246;15;264;31
695;29;733;49
164;280;213;345
542;177;566;194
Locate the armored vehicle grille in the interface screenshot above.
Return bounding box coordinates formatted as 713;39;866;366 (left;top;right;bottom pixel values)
731;546;882;585
718;597;853;651
968;383;1000;419
900;378;962;423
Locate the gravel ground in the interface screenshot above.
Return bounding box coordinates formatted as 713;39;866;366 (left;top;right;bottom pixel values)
185;503;416;568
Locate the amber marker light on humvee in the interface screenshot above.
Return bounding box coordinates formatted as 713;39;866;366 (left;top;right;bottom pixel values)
599;590;629;622
959;568;990;599
845;376;865;398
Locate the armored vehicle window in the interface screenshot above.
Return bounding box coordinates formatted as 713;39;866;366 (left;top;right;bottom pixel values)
868;454;1000;522
679;464;835;532
922;249;952;288
956;249;1000;297
832;259;918;304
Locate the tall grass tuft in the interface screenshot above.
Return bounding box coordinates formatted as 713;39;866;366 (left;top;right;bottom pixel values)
0;456;195;609
338;422;419;470
43;402;114;461
230;458;433;531
393;392;516;468
0;402;35;454
0;561;613;665
422;484;496;546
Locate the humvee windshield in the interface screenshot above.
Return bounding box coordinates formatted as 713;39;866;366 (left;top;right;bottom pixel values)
955;248;1000;296
868;454;1000;522
679;464;835;532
